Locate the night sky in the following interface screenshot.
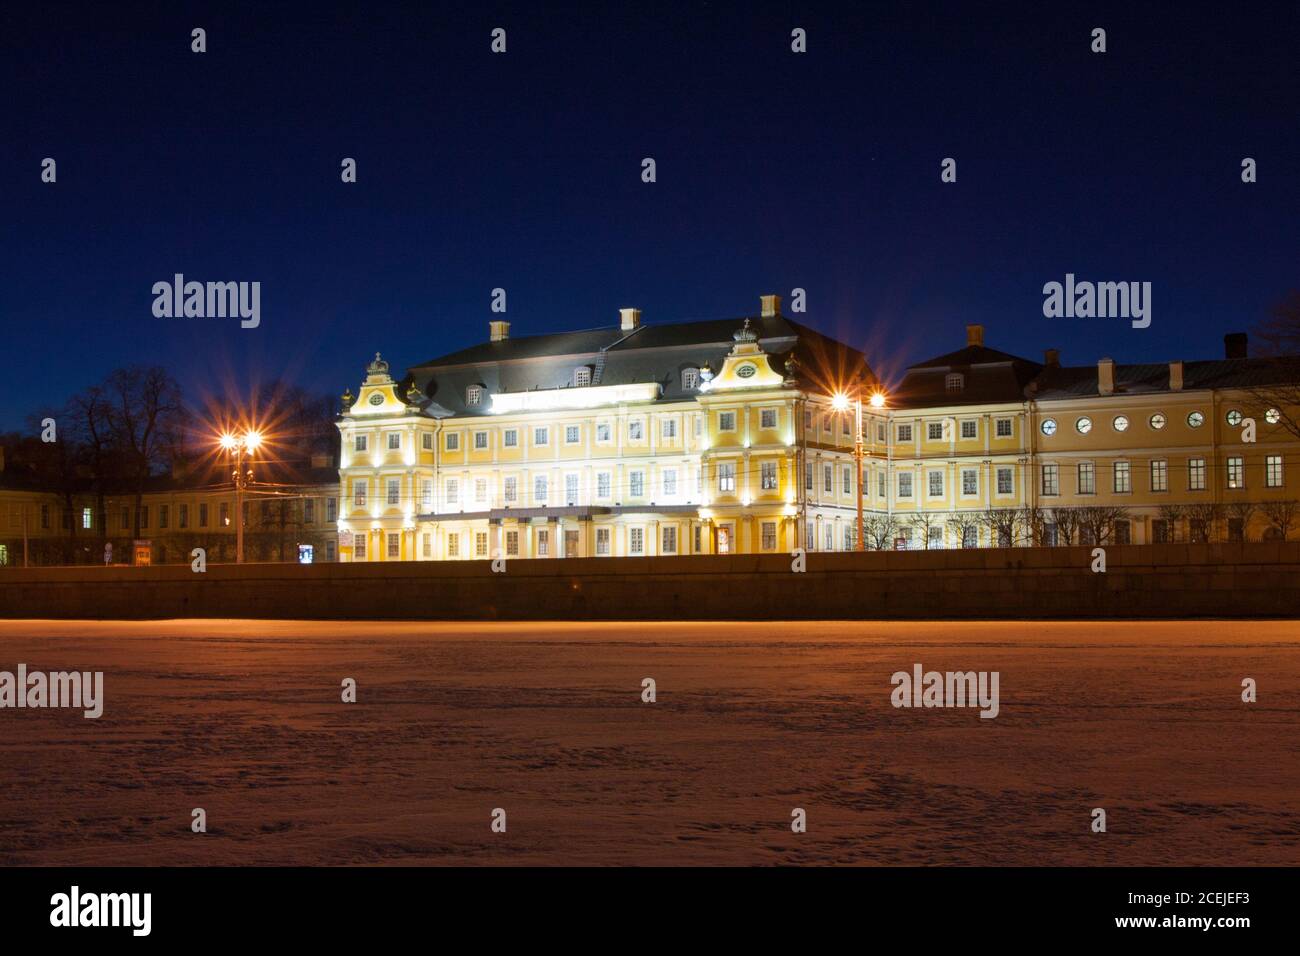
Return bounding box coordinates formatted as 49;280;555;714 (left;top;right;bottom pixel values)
3;1;1296;430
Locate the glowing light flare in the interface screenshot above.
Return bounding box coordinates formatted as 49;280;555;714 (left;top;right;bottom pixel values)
869;391;886;408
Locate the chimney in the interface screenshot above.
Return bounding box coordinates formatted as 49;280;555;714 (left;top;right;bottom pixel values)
1224;332;1248;359
760;294;782;318
489;320;510;342
619;307;641;332
966;324;984;348
1169;360;1184;391
1097;358;1115;395
1044;348;1060;367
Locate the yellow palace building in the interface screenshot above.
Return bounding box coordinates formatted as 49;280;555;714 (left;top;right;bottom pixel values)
335;296;1300;561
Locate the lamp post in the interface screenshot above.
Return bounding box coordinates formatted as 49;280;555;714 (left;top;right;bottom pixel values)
834;389;887;552
219;430;263;563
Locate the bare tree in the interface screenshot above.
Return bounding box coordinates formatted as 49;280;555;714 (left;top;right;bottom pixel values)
1019;504;1049;546
947;511;982;549
67;385;118;553
1184;502;1223;543
1245;292;1300;440
1076;505;1132;546
1157;503;1186;543
907;511;943;549
1225;501;1258;542
105;367;184;540
862;513;899;551
1260;500;1300;540
1047;506;1080;546
980;506;1021;547
1253;290;1300;356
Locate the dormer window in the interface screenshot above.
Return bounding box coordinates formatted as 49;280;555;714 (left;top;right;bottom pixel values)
682;368;700;390
466;385;483;406
945;373;965;393
574;367;592;387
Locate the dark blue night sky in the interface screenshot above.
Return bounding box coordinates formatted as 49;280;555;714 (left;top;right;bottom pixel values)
3;1;1296;429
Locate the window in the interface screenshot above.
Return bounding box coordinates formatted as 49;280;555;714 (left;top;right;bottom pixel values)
1226;409;1242;426
929;526;945;549
825;525;834;551
445;433;459;451
1114;521;1131;545
355;435;368;452
354;481;367;506
326;540;336;561
1077;462;1095;494
302;500;314;524
474;431;488;450
261;501;271;524
503;429;518;448
566;474;579;503
719;463;736;492
962;525;979;549
877;423;886;442
475;478;487;504
1189;457;1206;491
534;476;548;503
475;533;488;558
1042;464;1059;496
663;469;678;496
445;478;459;506
824;464;833;493
596;528;611;555
806;523;815;550
355;535;367;559
504;476;517;503
928;422;944;441
845;526;854;549
159;505;169;529
662;419;677;439
596;423;611;443
565;425;580;444
629;471;644;497
878;472;886;498
897;424;913;443
996;418;1012;438
804;410;813;429
1266;454;1283;488
628;420;643;440
597;472;611;498
662;526;677;554
534;427;549;446
1149;413;1167;430
574;367;591;387
466;386;483;406
446;534;458;558
762;522;777;550
387;534;400;559
220;502;230;526
422;480;432;507
178;504;189;528
694;524;702;554
388;432;401;450
199;503;208;527
387;479;400;505
326;498;337;522
997;467;1013;495
1075;417;1092;435
1151;460;1168;492
1113;415;1129;432
945;373;964;393
718;412;736;432
422;533;432;558
760;408;777;429
1114;461;1131;493
842;417;851;436
928;471;944;497
962;469;978;495
82;507;93;530
41;504;50;529
1041;419;1057;436
843;466;852;494
682;368;699;390
898;473;913;498
422;433;433;450
961;420;977;440
120;506;129;528
1187;411;1204;428
629;528;644;555
1266;408;1281;424
805;462;813;491
1227;456;1244;489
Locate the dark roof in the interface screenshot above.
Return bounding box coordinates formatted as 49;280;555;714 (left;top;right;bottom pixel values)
892;343;1044;408
1032;356;1300;401
408;313;872;416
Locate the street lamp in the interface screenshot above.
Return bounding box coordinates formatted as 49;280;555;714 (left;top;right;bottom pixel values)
219;430;263;563
834;388;887;551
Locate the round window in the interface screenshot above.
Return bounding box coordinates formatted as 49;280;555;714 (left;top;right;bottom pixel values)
1041;419;1057;436
1187;411;1204;428
1113;415;1129;432
368;393;384;406
1075;417;1092;434
1266;408;1281;424
1226;409;1242;426
1149;413;1166;429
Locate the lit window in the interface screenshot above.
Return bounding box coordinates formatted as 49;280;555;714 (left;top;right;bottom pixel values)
1227;456;1244;489
1189;458;1206;490
761;461;777;490
466;386;482;406
387;534;400;559
1113;415;1129;432
597;472;611;498
387;479;400;505
898;473;913;498
629;528;644;555
1041;419;1057;436
1266;455;1283;488
682;368;699;390
719;463;736;492
1075;417;1092;434
997;467;1013;495
962;469;977;495
662;526;677;554
1149;413;1166;430
1266;408;1281;424
595;528;611;555
1041;464;1059;496
574;367;591;387
354;481;367;507
761;522;777;550
1187;411;1204;428
475;532;488;557
1226;409;1242;426
663;469;677;496
630;471;644;497
1150;460;1168;492
1078;462;1095;494
928;471;943;496
1114;461;1131;493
